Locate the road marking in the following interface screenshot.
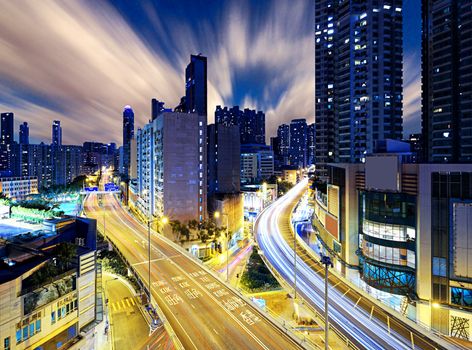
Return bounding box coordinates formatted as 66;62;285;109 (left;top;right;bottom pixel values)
130;298;136;306
164;294;183;306
213;328;219;335
240;310;261;326
171;275;185;282
179;281;190;288
213;289;229;298
354;297;362;308
342;288;351;298
184;289;202;300
111;303;116;312
160;287;171;294
331;281;342;289
190;304;195;309
205;282;220;290
126;298;131;307
121;300;126;309
200;276;210;282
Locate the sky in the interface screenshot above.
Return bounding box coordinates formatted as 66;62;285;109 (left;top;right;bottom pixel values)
0;0;421;146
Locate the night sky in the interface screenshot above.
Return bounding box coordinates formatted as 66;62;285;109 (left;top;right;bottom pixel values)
0;0;421;145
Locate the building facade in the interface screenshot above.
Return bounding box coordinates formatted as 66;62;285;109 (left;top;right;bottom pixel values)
19;123;29;145
0;176;38;200
289;119;308;168
122;106;134;177
215;106;266;145
421;0;472;163
186;55;207;116
137;112;207;222
315;0;404;178
0;217;98;350
1;113;14;176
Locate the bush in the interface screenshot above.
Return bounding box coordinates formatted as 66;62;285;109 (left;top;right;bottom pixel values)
240;250;280;292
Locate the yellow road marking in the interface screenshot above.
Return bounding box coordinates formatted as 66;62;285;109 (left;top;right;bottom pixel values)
130;298;136;306
342;288;351;297
121;300;126;309
126;298;131;307
111;303;116;312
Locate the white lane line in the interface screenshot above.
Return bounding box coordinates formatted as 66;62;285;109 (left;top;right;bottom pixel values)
213;328;219;335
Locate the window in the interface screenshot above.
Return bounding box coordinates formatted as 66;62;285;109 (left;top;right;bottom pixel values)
15;330;21;344
4;336;10;350
36;320;41;333
22;326;28;341
51;311;56;324
29;323;34;338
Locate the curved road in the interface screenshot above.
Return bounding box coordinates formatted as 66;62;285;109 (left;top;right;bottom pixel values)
255;179;451;350
85;194;304;350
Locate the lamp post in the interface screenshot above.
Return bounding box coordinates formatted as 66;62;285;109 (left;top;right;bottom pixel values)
320;254;333;350
214;211;230;282
147;215;168;322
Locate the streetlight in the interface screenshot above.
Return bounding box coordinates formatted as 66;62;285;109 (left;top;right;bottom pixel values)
320;254;333;350
214;211;230;282
147;215;168;323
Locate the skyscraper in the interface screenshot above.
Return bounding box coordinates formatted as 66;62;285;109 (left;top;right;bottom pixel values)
19;122;29;145
122;105;134;177
307;123;316;166
421;0;472;163
0;112;14;174
315;1;403;178
136;112;207;222
289;119;308;168
1;112;14;145
277;124;290;166
207;124;240;196
52;120;62;147
215;106;265;145
186;54;207;116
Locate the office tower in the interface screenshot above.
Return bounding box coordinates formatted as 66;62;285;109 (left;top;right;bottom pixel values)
122;105;134;177
0;112;14;174
137;112;207;222
315;1;403;178
51;120;62;147
277;124;290;166
289;119;308;168
63;145;83;184
19;122;29;145
207;124;240;196
215;105;240;126
152;98;170;120
307;123;316;166
422;0;472;163
185;54;207;116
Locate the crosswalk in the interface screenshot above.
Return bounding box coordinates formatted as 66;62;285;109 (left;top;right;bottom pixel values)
108;296;139;312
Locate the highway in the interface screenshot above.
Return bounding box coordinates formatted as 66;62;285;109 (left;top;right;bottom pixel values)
84;193;305;350
255;179;451;350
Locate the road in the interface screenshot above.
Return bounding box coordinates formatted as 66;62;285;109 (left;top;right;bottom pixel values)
84;193;304;350
103;273;172;350
255;179;452;350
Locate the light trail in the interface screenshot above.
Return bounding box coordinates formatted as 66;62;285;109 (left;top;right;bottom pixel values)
255;179;414;350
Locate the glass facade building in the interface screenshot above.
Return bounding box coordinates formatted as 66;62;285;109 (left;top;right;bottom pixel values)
359;190;416;295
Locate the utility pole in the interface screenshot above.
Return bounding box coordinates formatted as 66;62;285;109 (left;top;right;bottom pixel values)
294;224;297;299
321;254;333;350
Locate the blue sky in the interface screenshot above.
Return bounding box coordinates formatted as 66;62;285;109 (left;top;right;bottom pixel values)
0;0;421;145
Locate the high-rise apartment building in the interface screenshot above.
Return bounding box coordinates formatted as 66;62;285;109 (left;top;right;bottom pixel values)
0;112;14;175
207;124;240;196
277;124;290;167
308;123;316;166
289;119;308;168
136;112;207;222
215;106;265;145
122;105;134;177
421;0;472;163
19;122;29;145
186;54;207;116
315;0;404;178
51;120;62;147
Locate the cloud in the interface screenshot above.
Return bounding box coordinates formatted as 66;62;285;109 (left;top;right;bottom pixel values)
0;0;317;145
0;1;193;144
403;52;422;135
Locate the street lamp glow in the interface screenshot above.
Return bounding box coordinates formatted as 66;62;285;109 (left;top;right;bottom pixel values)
214;211;220;219
161;216;168;225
